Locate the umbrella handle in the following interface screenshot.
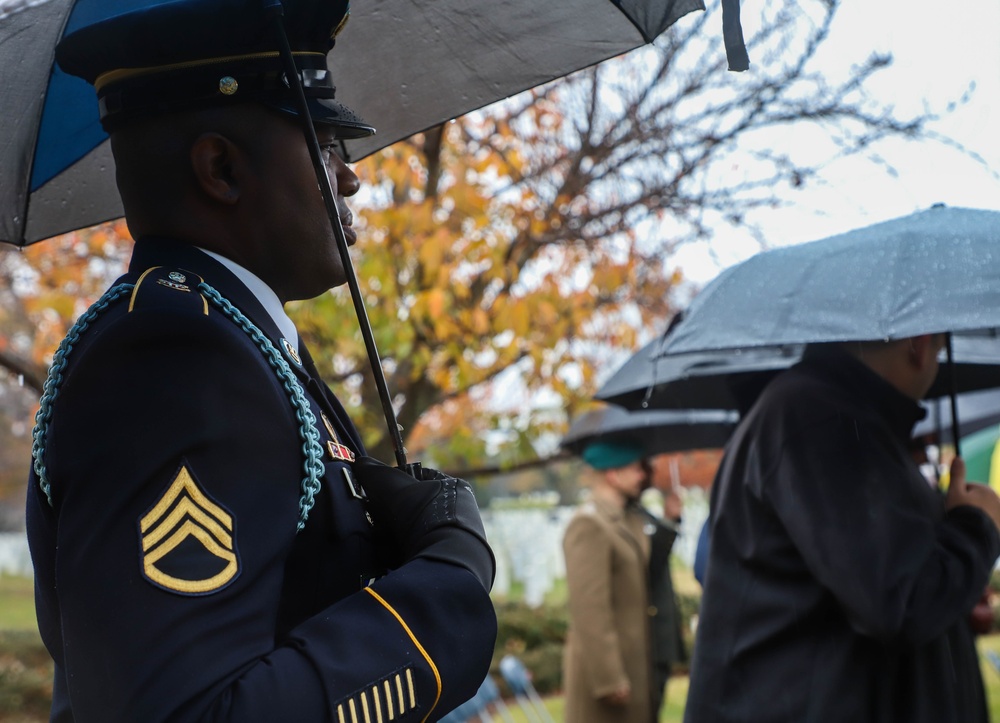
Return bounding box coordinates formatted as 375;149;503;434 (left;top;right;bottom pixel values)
263;0;411;472
946;332;961;458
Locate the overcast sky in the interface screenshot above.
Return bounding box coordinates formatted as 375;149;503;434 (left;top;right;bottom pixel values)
672;0;1000;285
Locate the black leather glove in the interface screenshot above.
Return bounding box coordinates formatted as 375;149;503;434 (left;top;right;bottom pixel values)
352;456;496;590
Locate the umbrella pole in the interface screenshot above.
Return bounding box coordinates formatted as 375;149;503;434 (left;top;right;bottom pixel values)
946;333;962;458
262;0;415;474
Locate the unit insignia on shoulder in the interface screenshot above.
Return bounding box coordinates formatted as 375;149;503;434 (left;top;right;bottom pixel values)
138;465;240;595
157;270;190;291
128;266;209;315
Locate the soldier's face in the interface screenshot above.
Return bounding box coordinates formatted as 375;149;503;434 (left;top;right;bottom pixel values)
251;114;361;301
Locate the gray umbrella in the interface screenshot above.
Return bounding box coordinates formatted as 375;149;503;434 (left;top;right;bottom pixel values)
0;0;720;469
1;0;719;247
661;205;1000;355
561;404;738;457
657;205;1000;454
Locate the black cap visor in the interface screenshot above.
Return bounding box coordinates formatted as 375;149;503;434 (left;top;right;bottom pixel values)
267;96;375;139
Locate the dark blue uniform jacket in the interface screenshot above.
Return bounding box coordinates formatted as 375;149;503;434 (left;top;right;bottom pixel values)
27;238;496;722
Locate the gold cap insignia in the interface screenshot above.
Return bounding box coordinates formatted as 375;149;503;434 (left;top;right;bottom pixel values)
139;466;239;595
218;76;238;95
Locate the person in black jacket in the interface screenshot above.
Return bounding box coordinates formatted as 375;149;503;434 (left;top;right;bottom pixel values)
685;338;1000;723
643;455;687;719
26;1;497;720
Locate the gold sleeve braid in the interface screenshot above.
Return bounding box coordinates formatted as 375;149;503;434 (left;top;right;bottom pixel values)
362;587;442;722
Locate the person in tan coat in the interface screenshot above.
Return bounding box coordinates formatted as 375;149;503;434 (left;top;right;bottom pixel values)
562;440;656;723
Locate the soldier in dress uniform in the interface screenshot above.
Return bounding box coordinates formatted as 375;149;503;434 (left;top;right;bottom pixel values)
25;0;497;721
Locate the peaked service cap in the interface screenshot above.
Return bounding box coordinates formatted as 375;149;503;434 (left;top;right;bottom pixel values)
55;0;375;137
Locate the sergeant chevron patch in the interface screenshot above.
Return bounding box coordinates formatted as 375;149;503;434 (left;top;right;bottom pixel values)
138;465;240;595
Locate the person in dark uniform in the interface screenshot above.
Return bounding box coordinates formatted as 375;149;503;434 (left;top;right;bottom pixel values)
25;0;497;721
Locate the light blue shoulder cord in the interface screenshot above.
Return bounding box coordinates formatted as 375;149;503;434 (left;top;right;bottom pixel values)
32;283;135;508
198;282;325;531
32;281;325;532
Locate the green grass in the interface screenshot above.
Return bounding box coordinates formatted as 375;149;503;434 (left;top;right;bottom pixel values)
494;639;1000;722
0;576;49;722
0;576;36;632
5;571;1000;723
482;675;686;721
977;634;1000;720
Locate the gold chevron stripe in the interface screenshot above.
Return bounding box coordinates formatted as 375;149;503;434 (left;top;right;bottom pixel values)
140;467;238;593
143;521;238;592
141;467;232;533
142;496;232;551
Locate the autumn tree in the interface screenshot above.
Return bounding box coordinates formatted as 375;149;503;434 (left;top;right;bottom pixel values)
0;223;133;392
293;0;950;467
0;223;132;504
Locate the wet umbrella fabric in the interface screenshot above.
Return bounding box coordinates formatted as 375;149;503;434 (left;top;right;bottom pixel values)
1;0;714;247
560;404;738;457
599;332;1000;413
596;338;803;412
660;205;1000;356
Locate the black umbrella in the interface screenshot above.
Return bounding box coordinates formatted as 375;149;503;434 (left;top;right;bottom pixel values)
561;404;739;457
649;207;1000;454
596;337;802;413
599;327;1000;429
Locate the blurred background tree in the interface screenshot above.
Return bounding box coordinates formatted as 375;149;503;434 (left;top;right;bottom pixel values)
292;0;947;465
0;224;131;513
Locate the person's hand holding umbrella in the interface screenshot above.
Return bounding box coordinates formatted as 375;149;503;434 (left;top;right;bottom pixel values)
947;456;1000;636
948;457;1000;531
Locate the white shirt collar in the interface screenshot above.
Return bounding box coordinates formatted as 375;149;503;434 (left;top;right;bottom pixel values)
196;248;299;352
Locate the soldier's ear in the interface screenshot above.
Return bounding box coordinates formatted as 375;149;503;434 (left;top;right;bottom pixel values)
190;132;241;205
